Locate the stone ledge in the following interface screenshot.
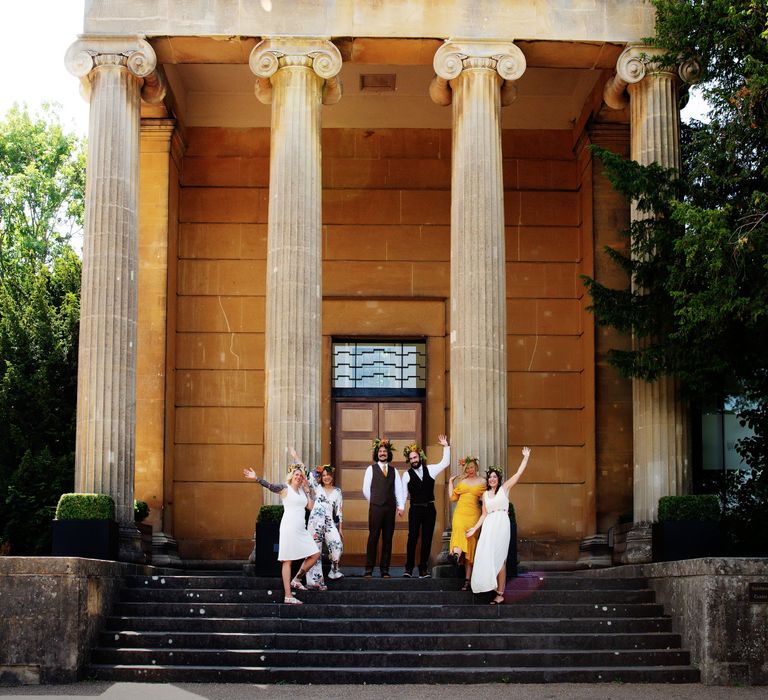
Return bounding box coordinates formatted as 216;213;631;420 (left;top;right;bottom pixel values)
0;557;163;685
580;557;768;685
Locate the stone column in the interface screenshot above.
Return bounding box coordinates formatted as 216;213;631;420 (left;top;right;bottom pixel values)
66;37;166;561
604;45;699;522
249;38;342;491
430;40;525;472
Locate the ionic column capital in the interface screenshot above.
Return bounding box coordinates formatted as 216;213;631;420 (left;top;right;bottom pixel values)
604;44;701;110
65;36;167;104
249;37;343;106
430;39;526;106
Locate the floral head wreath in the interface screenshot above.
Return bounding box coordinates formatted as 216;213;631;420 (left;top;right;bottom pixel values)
372;437;394;452
459;456;479;468
286;461;308;477
317;463;334;474
403;443;427;462
486;465;504;480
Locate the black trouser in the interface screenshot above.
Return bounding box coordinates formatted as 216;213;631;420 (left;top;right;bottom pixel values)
366;503;396;573
405;502;436;574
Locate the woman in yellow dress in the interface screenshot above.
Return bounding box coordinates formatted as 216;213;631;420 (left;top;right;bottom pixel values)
448;456;486;591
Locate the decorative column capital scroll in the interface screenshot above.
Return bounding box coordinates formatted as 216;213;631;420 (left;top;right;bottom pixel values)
249;38;343;106
65;36;167;104
430;39;526;107
604;44;701;110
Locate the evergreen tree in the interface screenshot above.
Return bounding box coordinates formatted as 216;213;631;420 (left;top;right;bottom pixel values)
0;105;84;554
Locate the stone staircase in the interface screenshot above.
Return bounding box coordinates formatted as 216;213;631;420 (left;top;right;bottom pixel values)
88;571;700;683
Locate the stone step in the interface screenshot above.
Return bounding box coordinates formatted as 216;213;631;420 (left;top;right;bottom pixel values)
123;574;651;591
118;587;656;605
90;646;691;669
112;600;667;619
104;614;674;634
100;630;683;651
86;664;701;684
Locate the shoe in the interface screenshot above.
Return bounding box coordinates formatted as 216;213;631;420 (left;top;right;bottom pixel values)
490;590;505;605
460;579;471;591
327;568;343;580
307;583;327;591
419;572;431;579
283;596;302;605
363;570;373;578
381;571;391;578
450;552;461;566
290;578;307;591
402;571;412;578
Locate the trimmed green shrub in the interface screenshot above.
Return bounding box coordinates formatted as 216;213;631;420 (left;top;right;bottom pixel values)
55;493;115;521
134;500;150;522
257;505;284;524
657;494;720;523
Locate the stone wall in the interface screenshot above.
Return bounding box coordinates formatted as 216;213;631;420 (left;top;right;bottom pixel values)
584;558;768;685
143;125;596;561
0;558;142;684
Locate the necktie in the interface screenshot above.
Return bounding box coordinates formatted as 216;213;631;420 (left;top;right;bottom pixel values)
382;464;388;477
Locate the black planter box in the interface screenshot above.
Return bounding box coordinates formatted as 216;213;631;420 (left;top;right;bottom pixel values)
253;521;281;576
652;521;723;562
506;518;518;578
51;519;119;560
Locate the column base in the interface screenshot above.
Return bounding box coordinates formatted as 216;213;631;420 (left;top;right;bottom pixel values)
609;522;653;565
151;531;182;567
118;523;146;564
576;533;612;569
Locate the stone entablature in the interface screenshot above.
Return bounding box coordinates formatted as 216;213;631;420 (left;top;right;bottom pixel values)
83;0;654;43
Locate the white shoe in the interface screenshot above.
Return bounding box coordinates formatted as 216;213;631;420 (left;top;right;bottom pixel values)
327;568;343;580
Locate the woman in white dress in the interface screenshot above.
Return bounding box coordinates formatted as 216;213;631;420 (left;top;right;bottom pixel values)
243;460;320;605
466;447;531;604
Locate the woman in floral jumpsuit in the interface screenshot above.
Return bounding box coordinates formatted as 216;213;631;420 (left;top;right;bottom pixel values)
305;464;344;589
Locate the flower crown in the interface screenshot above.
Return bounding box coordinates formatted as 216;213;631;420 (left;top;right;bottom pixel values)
317;463;334;474
403;443;427;462
372;437;394;452
459;456;479;467
486;465;504;480
286;461;308;477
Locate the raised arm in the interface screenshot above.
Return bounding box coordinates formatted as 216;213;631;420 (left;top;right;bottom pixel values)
243;468;286;496
427;434;451;478
502;446;531;491
448;474;460;502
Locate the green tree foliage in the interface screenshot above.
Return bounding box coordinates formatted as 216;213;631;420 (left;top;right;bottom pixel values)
0;105;84;554
583;1;768;553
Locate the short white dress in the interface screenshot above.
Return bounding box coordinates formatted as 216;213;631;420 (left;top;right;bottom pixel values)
278;486;320;562
470;487;511;593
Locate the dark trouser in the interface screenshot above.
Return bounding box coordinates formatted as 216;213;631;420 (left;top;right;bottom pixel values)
366;503;396;573
405;502;437;574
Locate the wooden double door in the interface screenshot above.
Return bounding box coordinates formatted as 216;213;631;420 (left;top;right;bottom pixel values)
333;400;423;565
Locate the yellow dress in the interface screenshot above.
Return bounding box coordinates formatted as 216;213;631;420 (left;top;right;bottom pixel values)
449;481;486;563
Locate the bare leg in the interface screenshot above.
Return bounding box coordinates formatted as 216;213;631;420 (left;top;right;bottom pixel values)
281;560;292;599
494;561;507;602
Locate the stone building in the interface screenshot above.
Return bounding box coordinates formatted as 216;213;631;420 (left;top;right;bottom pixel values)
66;0;696;565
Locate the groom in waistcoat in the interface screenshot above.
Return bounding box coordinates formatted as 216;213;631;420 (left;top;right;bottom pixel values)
361;437;404;578
401;434;450;578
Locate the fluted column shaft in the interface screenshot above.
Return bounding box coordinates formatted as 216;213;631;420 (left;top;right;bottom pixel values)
250;39;341;491
75;53;141;529
66;37;166;560
432;41;526;473
622;46;691;521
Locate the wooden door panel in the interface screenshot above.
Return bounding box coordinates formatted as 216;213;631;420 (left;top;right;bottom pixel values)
333;400;422;565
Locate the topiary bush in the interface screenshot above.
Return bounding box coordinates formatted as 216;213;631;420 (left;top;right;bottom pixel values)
257;504;284;524
55;493;115;521
134;499;150;522
657;494;720;523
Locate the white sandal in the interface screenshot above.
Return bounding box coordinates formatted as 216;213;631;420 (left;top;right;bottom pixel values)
283;596;302;605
